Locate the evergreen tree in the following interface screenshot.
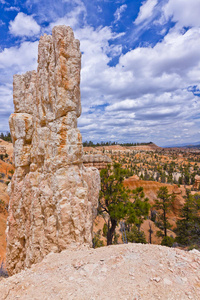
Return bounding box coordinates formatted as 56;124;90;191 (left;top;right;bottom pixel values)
0;132;11;142
125;186;150;228
98;163;150;245
126;225;147;244
161;236;174;247
154;186;174;238
92;230;104;248
175;190;200;248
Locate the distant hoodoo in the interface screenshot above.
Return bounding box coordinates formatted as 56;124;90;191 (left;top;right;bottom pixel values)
7;26;100;275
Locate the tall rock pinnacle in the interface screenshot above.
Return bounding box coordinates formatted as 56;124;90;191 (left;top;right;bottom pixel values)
7;26;100;275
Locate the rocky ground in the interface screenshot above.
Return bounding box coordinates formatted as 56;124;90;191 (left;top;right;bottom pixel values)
0;243;199;299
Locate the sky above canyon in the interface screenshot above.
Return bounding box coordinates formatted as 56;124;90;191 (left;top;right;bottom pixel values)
0;0;200;146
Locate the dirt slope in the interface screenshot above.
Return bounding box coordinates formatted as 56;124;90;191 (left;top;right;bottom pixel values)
0;140;14;263
0;243;199;299
0;182;8;263
0;139;13;158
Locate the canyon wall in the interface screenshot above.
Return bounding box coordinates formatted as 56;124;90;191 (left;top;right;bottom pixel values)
7;26;100;275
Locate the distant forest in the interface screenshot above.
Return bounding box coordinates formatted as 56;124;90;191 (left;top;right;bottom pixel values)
0;132;154;147
0;132;11;142
83;141;154;147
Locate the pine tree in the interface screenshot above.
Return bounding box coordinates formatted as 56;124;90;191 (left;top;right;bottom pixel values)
98;163;150;245
154;186;174;238
175;190;200;248
126;225;147;244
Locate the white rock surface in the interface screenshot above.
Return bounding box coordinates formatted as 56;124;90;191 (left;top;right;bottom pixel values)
7;26;100;275
1;243;200;299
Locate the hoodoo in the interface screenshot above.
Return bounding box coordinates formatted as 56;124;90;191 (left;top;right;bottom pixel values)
7;26;100;275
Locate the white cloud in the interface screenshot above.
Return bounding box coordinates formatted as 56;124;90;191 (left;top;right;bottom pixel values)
114;4;127;23
1;0;200;145
163;0;200;28
47;1;86;32
116;28;200;96
74;26;124;109
9;12;40;37
5;6;20;11
0;41;38;129
0;84;13;111
76;24;200;145
134;0;158;25
0;41;38;71
0;83;15;132
97;5;102;13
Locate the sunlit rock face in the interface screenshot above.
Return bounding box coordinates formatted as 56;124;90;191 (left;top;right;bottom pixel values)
83;154;112;170
7;26;100;275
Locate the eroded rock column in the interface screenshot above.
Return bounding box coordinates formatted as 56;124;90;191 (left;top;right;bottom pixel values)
7;26;100;275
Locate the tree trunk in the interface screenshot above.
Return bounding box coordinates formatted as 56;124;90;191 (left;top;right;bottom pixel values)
149;222;152;244
107;218;117;245
164;210;167;237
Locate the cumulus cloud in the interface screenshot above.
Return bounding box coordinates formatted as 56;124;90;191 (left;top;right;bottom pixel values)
9;12;40;37
113;28;200;97
76;24;200;145
0;41;38;129
74;25;124;113
114;4;127;23
1;0;200;145
134;0;158;25
163;0;200;28
46;0;86;32
0;84;13;131
0;41;38;72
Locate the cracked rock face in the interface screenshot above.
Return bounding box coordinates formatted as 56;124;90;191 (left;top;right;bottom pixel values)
7;26;100;275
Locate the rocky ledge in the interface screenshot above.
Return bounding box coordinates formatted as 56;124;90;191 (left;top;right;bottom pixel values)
0;243;199;299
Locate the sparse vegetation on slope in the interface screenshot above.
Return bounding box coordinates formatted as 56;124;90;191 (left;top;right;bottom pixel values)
0;132;11;143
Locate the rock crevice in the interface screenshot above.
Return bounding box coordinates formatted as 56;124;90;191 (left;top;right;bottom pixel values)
7;26;100;275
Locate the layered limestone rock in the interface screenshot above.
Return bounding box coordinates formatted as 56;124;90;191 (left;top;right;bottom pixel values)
83;154;112;170
193;175;200;190
7;26;100;275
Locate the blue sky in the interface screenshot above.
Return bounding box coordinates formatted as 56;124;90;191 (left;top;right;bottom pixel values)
0;0;200;146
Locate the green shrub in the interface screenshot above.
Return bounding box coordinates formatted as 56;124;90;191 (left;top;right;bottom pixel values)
126;226;147;244
161;236;174;247
92;230;104;248
102;223;108;237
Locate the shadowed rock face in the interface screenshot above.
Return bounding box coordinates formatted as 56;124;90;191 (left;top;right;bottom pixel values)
7;26;100;275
